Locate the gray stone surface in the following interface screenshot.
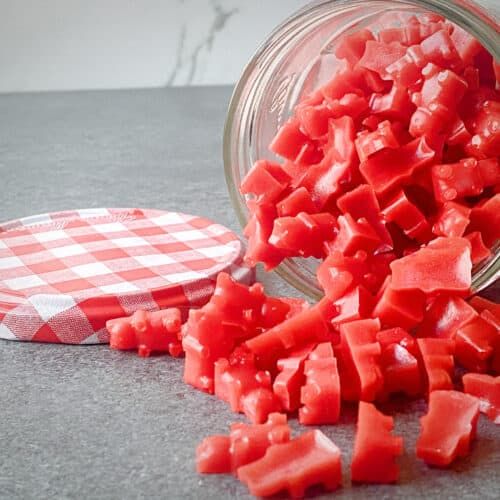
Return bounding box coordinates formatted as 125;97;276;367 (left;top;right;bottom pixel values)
0;86;498;500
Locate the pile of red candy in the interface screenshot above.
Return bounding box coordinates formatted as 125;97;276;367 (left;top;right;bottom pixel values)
106;13;499;498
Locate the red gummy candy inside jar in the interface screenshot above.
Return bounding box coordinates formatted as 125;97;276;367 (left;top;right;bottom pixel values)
229;8;499;300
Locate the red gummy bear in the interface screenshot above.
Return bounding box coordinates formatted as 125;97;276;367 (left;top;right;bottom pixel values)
390;237;472;296
431;158;491;203
338;318;383;402
351;402;403;483
299;342;341;425
214;347;281;423
382;190;430;242
336;183;393;247
372;277;426;330
331;285;374;327
237;429;342;498
107;308;182;357
416;294;477;339
244;202;286;271
269;212;337;259
377;328;422;398
209;272;267;341
182;307;234;394
355;120;399;162
359;137;435;195
463;373;500;424
417;338;455;394
317;250;370;302
240;159;291;204
245;303;331;370
410;65;468;138
196;412;290;474
432;202;471;239
417;390;480;467
273;344;315;412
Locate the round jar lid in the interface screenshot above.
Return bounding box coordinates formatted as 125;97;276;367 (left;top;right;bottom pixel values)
0;208;254;344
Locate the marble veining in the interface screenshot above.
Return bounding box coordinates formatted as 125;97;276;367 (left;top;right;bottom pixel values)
163;0;308;87
166;0;239;86
0;0;308;92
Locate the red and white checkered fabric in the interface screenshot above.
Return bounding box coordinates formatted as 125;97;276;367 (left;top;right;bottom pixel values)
0;208;254;344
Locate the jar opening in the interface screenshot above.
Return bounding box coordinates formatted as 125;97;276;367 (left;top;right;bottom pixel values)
224;0;500;299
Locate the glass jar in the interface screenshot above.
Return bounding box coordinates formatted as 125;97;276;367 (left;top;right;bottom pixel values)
224;0;500;300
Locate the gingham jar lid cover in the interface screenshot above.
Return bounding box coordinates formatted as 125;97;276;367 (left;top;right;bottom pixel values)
0;208;254;344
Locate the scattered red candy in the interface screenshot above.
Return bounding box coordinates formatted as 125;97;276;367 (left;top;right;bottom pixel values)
377;328;422;398
269;118;310;162
379;15;443;47
410;65;468;138
417;338;455;393
214;348;280;424
335;28;374;65
277;187;317;217
182;308;233;393
196;413;290;474
237;430;342;498
431;158;491;203
107;308;182;357
216;13;499;494
106;12;500;496
417;390;480;467
369;83;414;123
358;40;406;78
180;273;300;394
196;435;231;474
299;342;341;425
338;319;383;402
244;202;285;270
209;273;267;338
351;402;403;483
273;344;314;412
336;184;392;246
462;373;500;424
469;302;500;375
245;302;330;369
465;101;500;159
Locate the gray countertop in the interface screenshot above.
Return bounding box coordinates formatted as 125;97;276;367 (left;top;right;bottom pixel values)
0;86;498;500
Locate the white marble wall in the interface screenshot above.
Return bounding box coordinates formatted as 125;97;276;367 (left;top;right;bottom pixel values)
2;0;497;93
0;0;308;93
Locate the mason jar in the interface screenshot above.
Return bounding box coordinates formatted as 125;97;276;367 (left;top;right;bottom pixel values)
223;0;500;299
